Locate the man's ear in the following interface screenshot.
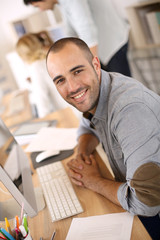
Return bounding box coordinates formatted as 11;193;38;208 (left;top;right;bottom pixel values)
92;56;101;80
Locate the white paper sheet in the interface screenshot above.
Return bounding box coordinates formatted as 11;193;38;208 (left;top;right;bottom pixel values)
66;212;134;240
15;134;36;146
25;127;78;152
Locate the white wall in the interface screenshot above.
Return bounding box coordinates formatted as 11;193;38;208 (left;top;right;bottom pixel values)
0;0;37;94
0;0;37;52
0;1;63;95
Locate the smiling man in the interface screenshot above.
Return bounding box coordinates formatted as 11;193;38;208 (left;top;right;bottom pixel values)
46;37;160;239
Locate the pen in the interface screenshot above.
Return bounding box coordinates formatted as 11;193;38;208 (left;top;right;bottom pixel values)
14;228;19;240
22;214;28;234
19;226;27;238
15;216;19;230
4;218;13;237
0;228;15;240
20;203;24;225
0;229;9;240
0;232;7;240
51;230;56;240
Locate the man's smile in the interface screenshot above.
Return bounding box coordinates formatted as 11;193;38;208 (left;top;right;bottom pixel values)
70;89;88;103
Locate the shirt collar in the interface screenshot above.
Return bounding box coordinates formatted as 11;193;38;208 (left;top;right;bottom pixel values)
83;69;111;122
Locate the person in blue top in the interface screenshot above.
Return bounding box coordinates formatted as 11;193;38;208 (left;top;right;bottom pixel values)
23;0;131;76
46;37;160;239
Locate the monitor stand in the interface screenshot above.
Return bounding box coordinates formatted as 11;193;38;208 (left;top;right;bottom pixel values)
0;187;45;221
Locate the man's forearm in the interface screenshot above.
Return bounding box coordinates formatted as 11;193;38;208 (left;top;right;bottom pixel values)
89;177;122;206
77;133;99;155
67;153;122;206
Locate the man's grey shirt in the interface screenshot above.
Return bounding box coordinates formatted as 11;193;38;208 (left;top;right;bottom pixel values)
77;70;160;216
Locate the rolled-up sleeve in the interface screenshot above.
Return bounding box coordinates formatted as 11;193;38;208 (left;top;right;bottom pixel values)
117;165;160;216
114;103;160;216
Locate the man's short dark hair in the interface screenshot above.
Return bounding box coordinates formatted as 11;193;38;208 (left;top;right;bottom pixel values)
24;0;43;5
46;37;94;65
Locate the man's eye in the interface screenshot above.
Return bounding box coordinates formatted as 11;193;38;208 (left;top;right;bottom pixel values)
74;69;83;75
56;78;65;85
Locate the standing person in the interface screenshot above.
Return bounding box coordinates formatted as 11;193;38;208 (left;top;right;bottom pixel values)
16;31;70;118
23;0;131;76
46;37;160;240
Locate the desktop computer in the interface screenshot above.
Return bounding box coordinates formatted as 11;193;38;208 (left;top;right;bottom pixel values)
0;117;44;220
0;117;83;222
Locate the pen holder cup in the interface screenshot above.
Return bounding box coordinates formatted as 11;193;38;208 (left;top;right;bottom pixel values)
24;230;32;240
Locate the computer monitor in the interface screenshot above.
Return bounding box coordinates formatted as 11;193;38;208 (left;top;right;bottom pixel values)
0;117;44;220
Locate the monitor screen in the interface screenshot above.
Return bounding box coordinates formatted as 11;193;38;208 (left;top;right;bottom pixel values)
0;117;38;220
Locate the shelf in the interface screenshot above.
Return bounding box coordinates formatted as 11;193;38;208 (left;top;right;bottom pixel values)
126;0;160;49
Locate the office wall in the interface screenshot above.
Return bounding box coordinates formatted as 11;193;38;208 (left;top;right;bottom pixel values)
0;0;36;52
0;0;63;95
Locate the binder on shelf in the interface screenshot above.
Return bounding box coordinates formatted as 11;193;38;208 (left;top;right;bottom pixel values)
146;11;160;44
126;1;160;48
136;6;156;44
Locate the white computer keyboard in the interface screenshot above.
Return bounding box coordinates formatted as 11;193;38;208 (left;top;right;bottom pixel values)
37;161;83;222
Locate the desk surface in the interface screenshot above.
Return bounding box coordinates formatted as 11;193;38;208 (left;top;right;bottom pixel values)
30;154;151;240
0;108;151;240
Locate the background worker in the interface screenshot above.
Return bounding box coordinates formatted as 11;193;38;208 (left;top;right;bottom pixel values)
23;0;131;76
16;31;70;118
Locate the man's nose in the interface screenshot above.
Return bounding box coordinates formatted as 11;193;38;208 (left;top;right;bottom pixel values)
67;77;78;92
